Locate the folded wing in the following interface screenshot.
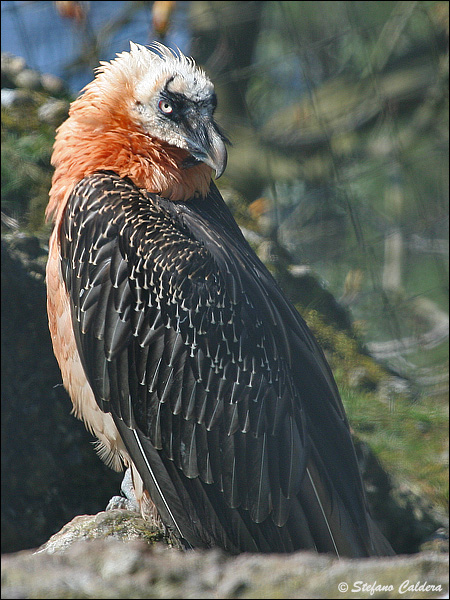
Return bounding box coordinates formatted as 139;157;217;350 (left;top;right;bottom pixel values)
60;171;392;556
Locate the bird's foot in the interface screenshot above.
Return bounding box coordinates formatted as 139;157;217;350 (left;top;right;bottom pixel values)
105;468;140;513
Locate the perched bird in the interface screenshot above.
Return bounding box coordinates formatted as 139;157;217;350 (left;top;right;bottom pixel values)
46;42;393;556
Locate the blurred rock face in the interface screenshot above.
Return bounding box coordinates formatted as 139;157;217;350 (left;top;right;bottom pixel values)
2;537;449;599
1;236;122;553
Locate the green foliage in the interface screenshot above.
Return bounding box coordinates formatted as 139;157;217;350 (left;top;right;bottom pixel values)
341;384;448;511
1;130;52;226
1;90;67;236
299;306;387;388
299;306;448;511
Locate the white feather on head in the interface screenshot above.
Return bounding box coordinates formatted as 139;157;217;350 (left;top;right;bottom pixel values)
88;41;214;112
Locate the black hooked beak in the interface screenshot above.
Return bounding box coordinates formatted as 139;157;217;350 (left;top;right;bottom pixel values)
182;116;229;179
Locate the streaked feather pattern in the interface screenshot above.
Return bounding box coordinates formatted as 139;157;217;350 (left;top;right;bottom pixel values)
60;170;393;556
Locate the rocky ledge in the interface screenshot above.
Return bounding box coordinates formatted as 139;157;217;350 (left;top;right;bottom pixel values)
1;509;448;599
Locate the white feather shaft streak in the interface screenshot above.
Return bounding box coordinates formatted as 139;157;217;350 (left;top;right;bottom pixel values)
132;429;191;547
306;467;340;558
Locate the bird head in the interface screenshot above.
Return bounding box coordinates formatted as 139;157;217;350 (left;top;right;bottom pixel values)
49;42;228;221
132;43;228;179
93;42;228;179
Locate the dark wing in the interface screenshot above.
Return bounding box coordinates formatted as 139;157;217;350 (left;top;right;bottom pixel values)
60;171;392;556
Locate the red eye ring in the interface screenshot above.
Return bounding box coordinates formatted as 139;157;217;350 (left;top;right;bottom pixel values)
158;99;173;114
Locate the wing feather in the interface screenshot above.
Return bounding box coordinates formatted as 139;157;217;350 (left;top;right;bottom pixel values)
59;171;392;556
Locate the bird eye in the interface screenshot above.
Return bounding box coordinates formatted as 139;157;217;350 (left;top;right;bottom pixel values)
158;99;173;115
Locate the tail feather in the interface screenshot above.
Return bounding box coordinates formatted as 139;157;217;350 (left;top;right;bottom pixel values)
113;417;394;555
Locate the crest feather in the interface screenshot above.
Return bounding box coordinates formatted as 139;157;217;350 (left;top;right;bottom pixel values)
90;41;207;93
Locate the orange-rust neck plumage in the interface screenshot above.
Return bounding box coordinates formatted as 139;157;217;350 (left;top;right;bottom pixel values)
47;43;215;224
